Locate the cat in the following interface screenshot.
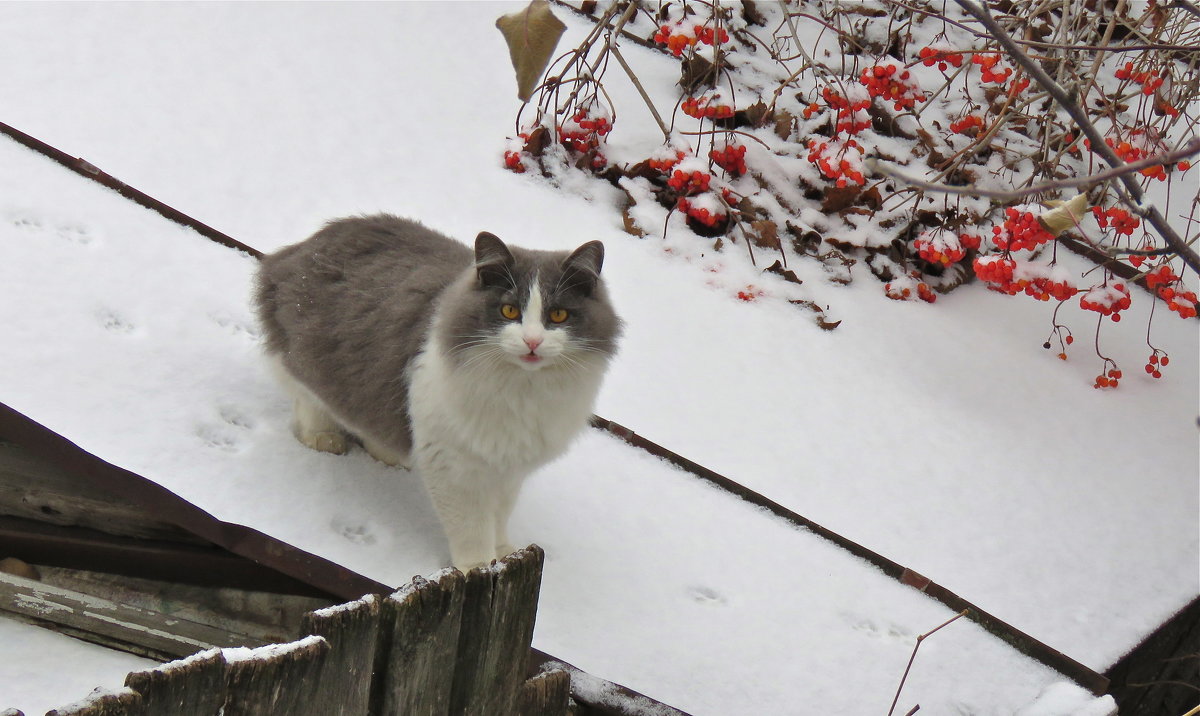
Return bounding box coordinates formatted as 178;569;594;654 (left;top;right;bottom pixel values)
254;215;622;570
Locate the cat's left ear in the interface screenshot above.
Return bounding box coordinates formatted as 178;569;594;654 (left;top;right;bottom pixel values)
561;240;604;295
475;232;515;289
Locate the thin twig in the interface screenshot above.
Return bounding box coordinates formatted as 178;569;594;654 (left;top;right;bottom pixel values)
952;0;1200;276
868;137;1200;201
610;45;670;140
887;609;970;716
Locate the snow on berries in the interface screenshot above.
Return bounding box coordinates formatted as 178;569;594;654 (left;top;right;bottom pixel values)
807;138;865;187
913;229;968;266
654;15;728;57
1079;282;1132;321
682;92;735;120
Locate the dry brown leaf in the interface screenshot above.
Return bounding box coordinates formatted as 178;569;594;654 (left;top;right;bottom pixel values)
496;1;567;102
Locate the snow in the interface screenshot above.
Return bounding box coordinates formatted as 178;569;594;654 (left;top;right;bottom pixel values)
0;2;1192;714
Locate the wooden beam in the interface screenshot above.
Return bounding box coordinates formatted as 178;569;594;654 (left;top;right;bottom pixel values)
0;571;266;662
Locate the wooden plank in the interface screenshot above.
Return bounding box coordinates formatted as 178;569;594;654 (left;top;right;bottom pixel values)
450;546;545;715
379;568;465;715
0;440;201;544
45;689;143;716
0;571;266;662
124;649;226;716
222;636;330;716
38;566;330;646
519;669;572;716
300;594;382;716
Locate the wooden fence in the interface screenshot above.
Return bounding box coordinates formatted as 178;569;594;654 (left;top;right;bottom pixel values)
20;546;570;716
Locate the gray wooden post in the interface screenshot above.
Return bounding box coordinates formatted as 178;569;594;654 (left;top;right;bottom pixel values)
378;569;466;715
221;636;330;716
449;545;545;715
124;649;225;716
300;594;383;716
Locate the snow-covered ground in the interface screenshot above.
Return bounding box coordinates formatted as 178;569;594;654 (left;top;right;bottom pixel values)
0;3;1194;714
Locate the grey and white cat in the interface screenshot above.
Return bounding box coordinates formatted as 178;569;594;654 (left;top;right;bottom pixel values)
254;215;621;570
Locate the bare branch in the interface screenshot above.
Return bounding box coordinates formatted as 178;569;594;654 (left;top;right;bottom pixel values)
868;138;1200;201
952;0;1200;276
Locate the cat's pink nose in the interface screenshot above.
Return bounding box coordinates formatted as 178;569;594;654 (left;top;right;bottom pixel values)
524;337;543;352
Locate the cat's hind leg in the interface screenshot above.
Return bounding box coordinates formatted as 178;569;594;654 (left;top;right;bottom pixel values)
360;435;412;470
267;355;349;455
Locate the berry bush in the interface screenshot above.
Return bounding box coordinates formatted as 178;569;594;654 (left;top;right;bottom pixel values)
502;0;1199;386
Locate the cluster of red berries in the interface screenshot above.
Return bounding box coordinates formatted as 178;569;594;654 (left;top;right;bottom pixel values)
1144;351;1169;379
913;230;969;266
1091;206;1140;236
972;256;1079;301
1079;282;1132;321
503;150;527;174
558;108;612;154
859;63;924;111
1093;364;1123;390
709;143;747;176
819;88;873;134
1096;136;1173;181
972;54;1012;84
654;22;728;57
1114;62;1164;95
1143;263;1179;291
682;93;735;120
1144;264;1199;318
991;207;1054;252
950;115;985;134
667;168;712;195
676;196;727;228
807;139;865;187
647;149;686;174
884;276;937;303
918;46;964;72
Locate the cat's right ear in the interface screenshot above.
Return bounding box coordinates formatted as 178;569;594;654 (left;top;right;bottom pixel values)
475;232;515;289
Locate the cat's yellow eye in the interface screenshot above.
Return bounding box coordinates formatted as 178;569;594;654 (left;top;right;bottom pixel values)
549;308;569;324
500;304;521;320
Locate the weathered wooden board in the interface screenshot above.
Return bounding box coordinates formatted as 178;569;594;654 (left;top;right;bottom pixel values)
124;649;226;716
379;568;466;715
0;571;265;662
0;440;199;543
300;594;382;716
45;688;143;716
519;668;572;716
222;636;330;716
450;546;545;715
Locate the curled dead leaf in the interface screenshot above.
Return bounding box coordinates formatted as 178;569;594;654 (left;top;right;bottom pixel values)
497;1;567;102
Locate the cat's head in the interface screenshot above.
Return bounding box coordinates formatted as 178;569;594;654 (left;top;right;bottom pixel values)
437;231;622;373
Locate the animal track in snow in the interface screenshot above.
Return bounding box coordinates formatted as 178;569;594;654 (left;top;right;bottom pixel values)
846;614;913;642
331;517;378;546
8;212;96;245
686;585;728;606
196;405;254;452
96;308;136;334
209;311;261;341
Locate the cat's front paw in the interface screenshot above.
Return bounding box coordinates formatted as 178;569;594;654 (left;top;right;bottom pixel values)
300;430;349;455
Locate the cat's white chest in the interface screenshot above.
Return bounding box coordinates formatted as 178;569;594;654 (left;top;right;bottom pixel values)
407;341;603;472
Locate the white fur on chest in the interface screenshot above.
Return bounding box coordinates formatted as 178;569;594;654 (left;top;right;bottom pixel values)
407;338;605;473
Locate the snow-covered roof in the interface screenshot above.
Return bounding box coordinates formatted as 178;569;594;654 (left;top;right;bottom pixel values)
0;3;1194;714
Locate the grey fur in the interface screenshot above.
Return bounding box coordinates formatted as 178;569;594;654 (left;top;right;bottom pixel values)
254;214;622;457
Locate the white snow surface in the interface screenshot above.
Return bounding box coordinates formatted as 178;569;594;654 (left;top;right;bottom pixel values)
0;3;1192;714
